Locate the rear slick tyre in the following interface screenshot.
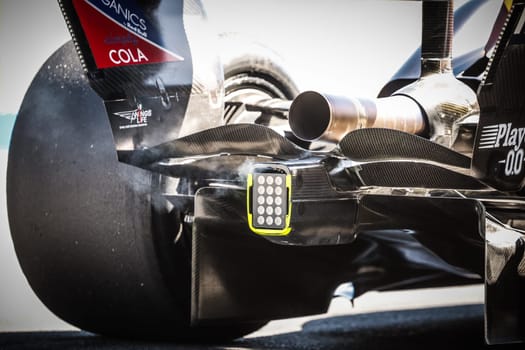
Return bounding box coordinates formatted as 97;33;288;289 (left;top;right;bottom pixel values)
6;41;265;340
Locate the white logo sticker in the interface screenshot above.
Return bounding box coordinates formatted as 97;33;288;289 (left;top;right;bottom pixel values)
478;123;525;176
113;104;152;129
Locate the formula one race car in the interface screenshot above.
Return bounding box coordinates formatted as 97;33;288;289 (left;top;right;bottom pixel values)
6;0;525;345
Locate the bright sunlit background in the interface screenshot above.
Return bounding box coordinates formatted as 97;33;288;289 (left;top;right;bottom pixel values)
0;0;500;332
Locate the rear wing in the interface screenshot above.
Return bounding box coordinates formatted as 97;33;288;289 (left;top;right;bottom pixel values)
472;0;525;191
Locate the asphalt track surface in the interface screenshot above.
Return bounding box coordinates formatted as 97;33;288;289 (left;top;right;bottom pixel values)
1;294;523;349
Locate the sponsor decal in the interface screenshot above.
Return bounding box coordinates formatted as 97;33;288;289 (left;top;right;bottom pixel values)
104;34;138;46
99;0;148;37
72;0;184;68
113;104;152;129
109;48;148;64
478;123;525;176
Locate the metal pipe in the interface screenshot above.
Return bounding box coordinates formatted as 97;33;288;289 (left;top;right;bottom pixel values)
288;91;426;143
394;0;479;149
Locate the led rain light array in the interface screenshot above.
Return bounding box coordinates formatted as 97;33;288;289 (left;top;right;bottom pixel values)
247;165;292;236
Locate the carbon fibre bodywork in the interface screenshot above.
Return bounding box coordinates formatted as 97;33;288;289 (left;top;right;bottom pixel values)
190;185;486;324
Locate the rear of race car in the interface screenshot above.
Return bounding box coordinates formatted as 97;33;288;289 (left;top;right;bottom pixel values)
5;0;525;345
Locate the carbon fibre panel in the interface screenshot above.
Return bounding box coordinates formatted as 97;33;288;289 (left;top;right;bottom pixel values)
124;124;309;165
348;161;486;190
339;128;471;168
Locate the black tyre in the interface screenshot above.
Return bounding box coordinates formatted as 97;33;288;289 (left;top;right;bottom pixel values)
219;33;300;124
6;41;264;340
218;33;309;149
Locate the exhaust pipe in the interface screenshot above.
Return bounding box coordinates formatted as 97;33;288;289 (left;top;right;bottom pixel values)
288;0;478;148
288;91;426;143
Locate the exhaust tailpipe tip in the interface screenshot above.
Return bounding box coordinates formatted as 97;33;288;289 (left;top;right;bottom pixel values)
288;91;333;142
289;90;427;144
